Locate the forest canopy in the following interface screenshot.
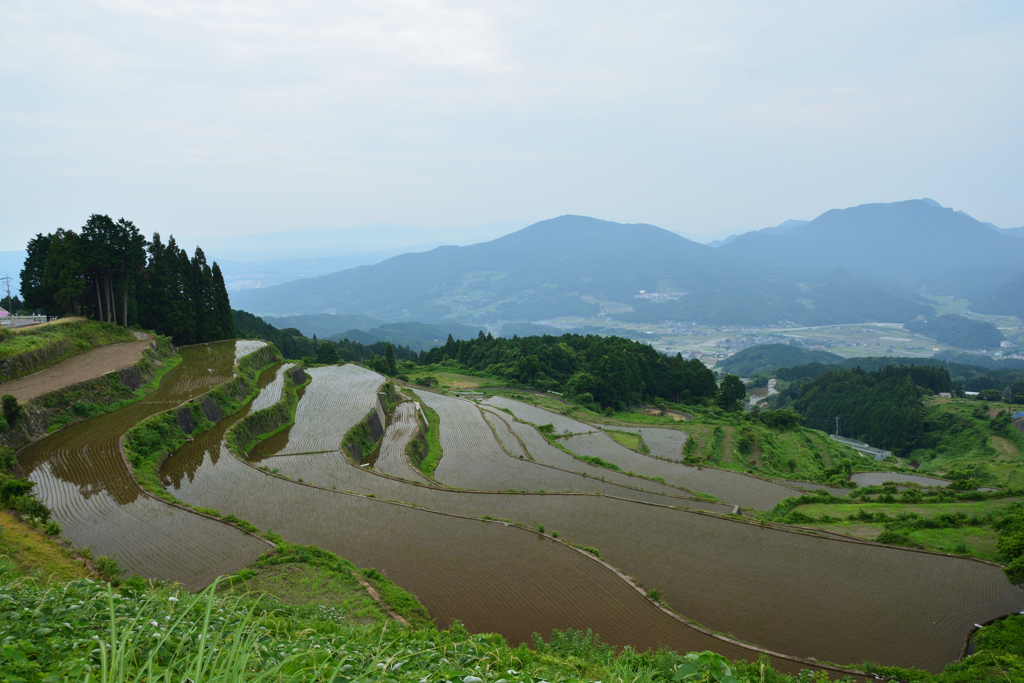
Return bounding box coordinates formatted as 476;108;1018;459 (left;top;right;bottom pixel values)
904;313;1005;349
791;365;953;455
20;214;235;345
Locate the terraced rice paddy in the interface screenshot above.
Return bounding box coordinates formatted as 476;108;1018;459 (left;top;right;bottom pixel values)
604;425;688;459
15;341;269;588
250;362;295;412
163;376;1024;672
778;479;852;496
233;339;267;361
482;406;697;499
851;472;955;488
371;402;431;483
483;396;587;434
486;397;801;510
422;392;711;504
252;364;383;456
482;410;529;458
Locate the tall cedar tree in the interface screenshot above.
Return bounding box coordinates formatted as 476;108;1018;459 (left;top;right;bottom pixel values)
18;216;234;345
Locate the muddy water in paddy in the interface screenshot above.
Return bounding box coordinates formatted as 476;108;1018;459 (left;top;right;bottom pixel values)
16;341;269;589
163;421;780;670
165;373;1024;673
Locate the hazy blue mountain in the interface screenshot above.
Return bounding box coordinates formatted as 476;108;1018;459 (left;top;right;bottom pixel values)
998;226;1024;239
705;219;808;248
230;214;932;326
261;314;386;338
326;321;485;352
714;344;844;376
215;246;443;291
720;199;1024;296
971;272;1024;318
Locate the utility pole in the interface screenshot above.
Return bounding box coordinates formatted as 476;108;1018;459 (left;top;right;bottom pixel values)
835;416;839;437
0;275;11;312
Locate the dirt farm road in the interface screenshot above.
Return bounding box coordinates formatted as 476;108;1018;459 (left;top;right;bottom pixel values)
0;333;153;403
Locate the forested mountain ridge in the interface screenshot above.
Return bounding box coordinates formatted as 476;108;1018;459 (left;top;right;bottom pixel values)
720;199;1024;296
971;272;1024;318
231;214;932;326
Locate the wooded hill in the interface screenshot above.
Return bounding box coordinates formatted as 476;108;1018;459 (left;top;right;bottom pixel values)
230;200;1024;328
904;314;1005;349
420;332;719;409
20;215;235;345
790;366;954;456
713;344;844;376
231;212;934;326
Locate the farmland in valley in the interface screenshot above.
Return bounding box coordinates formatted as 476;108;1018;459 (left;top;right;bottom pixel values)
370;401;431;482
155;368;1024;673
15;341;270;588
486;396;800;510
251;364;383;456
14;333;1024;678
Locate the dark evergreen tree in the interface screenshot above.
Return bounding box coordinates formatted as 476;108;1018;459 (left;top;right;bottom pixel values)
316;340;339;364
384;342;397;375
42;229;86;316
20;233;55;318
211;263;236;339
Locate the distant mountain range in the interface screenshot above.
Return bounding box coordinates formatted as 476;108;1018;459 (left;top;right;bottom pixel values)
218;199;1024;330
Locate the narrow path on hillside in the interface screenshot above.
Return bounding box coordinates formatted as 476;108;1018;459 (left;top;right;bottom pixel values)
0;335;153;402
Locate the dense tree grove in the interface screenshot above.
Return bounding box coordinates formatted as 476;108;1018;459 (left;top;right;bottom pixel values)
792;365;953;455
420;332;718;409
233;310;417;365
20;215;235;345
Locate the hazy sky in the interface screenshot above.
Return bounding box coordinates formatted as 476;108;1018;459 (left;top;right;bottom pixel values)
3;0;1022;250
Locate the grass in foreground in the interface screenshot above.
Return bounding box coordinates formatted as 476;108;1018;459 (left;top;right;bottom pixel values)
1;517;1021;683
2;568;1022;683
0;509;90;582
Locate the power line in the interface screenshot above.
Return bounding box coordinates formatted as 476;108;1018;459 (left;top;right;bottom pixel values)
0;276;11;311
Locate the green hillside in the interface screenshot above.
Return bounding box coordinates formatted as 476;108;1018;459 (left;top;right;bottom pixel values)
231;214;932;326
714;344;844;376
905;314;1005;349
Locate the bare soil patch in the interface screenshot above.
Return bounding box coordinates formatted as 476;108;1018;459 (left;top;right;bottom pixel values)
0;337;153;402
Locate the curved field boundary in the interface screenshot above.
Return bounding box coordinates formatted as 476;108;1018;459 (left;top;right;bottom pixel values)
483;396;587;434
371;402;431;483
422;392;719;506
162;376;1024;673
255;364;384;456
234;339;268;362
778;479;852;496
250;362;295;412
604;425;688;459
0;337;154;403
481;406;720;505
15;340;271;589
235;435;1024;673
851;472;956;488
165;427;869;680
482;411;530;459
488;396;802;510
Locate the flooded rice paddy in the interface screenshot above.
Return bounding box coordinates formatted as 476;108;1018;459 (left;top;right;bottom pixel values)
161;371;1024;672
603;425;688;459
368;402;430;483
16;341;269;588
30;347;1024;674
252;364;382;456
851;472;955;488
